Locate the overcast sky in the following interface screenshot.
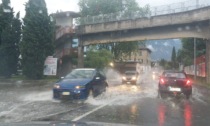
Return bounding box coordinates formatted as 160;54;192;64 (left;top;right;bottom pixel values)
8;0;186;17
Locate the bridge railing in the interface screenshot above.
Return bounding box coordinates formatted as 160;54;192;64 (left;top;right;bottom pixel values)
77;0;210;25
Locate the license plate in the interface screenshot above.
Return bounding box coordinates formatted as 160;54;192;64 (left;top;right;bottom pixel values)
127;82;131;84
169;87;181;92
62;92;70;95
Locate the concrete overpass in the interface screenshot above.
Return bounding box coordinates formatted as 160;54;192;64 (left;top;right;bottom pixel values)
75;3;210;82
76;6;210;45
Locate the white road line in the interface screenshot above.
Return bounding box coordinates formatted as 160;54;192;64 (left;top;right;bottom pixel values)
72;99;115;122
72;104;107;121
34;105;86;121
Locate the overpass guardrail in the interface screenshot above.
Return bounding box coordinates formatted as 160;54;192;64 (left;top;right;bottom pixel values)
76;0;210;25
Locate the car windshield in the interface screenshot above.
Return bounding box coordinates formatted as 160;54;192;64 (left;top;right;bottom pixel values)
164;72;186;79
125;71;136;76
1;0;210;125
65;69;95;79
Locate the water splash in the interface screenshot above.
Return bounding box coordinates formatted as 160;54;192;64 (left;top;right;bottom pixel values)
22;90;53;102
86;84;157;106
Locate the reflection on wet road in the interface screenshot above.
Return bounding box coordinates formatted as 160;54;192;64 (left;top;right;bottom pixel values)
0;71;210;126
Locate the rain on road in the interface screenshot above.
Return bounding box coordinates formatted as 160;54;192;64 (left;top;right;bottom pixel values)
0;71;210;126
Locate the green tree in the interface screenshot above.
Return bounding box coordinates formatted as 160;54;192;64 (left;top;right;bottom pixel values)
177;38;206;66
84;49;113;68
78;0;149;61
159;59;172;70
171;46;177;69
20;0;54;79
0;0;13;45
11;12;22;74
112;41;139;60
159;59;166;68
78;0;149;18
0;0;21;77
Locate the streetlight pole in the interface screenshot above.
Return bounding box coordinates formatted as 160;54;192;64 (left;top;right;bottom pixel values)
194;38;197;81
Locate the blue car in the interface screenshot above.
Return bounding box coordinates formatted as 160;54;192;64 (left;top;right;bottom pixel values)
53;68;108;100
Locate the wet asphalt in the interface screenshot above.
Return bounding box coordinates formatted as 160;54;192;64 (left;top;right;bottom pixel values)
0;72;210;126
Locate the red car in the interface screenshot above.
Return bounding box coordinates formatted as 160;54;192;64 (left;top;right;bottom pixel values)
158;70;192;99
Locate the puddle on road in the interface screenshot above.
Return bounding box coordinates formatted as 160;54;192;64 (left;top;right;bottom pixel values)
22;90;53;102
192;88;207;104
0;69;207;123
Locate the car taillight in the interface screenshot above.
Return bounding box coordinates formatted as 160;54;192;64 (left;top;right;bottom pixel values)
186;80;191;86
160;78;165;85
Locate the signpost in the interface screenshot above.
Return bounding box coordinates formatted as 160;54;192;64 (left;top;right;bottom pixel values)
43;56;58;76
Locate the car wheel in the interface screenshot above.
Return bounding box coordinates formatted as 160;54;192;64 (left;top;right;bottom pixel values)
88;89;94;98
159;90;166;99
157;90;161;98
104;82;108;92
185;89;192;100
186;93;192;100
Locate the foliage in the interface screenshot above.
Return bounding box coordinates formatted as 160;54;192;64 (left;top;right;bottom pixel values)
0;0;21;78
78;0;121;16
111;41;139;60
20;0;54;79
92;41;138;61
177;38;206;66
78;0;149;17
84;49;113;68
159;59;166;68
171;46;178;69
159;59;172;70
78;0;149;61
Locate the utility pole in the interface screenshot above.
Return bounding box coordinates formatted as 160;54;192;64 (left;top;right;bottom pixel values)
194;38;197;81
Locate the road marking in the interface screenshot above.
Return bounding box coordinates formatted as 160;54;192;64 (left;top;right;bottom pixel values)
34;105;86;121
72;104;107;122
72;99;115;122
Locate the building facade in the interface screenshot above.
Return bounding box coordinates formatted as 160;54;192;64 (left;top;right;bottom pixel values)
120;46;152;73
52;11;80;77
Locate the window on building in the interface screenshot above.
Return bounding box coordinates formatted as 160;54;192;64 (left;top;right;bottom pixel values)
138;59;143;63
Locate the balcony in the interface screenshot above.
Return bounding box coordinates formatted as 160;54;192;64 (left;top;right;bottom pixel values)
56;26;75;40
54;48;78;59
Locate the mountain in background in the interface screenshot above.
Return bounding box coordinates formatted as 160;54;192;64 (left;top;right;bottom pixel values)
145;39;182;61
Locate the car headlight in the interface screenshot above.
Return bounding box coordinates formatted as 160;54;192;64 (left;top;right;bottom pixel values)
75;85;85;89
54;84;60;89
132;77;137;80
122;76;126;80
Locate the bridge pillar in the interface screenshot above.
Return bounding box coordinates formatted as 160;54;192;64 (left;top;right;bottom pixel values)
206;40;210;83
78;38;84;68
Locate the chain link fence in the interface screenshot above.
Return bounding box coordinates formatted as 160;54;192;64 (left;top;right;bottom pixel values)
77;0;210;25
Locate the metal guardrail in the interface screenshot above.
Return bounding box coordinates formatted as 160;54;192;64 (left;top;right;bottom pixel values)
77;0;210;25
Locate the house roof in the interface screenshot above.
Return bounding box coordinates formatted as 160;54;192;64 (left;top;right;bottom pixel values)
139;47;152;53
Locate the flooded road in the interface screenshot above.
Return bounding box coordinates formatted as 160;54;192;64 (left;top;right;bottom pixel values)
0;71;210;126
0;80;81;122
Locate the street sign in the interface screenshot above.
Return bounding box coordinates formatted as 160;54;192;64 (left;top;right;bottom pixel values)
43;56;57;76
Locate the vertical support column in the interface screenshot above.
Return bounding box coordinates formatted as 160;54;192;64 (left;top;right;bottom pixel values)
78;37;84;68
206;40;210;83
